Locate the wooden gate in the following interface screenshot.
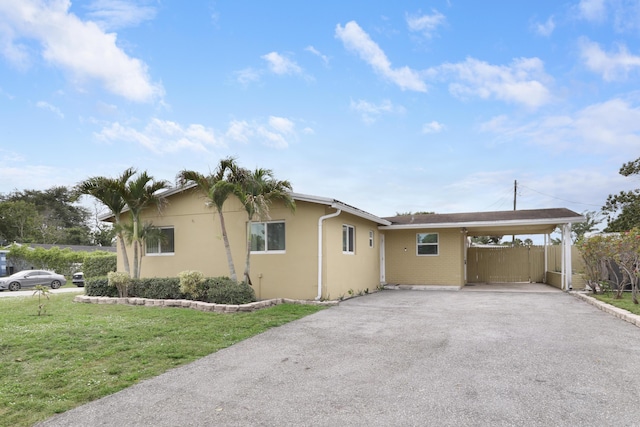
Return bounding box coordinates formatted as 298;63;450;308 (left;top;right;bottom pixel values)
467;246;546;283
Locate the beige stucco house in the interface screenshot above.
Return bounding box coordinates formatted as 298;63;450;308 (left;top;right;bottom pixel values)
110;186;584;300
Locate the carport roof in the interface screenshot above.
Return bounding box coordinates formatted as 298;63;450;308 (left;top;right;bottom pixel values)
380;208;585;235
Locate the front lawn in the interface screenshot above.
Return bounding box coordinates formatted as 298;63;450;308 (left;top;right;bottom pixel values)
0;293;325;426
593;292;640;315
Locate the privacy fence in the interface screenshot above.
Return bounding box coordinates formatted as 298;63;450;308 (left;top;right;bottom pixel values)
467;245;584;284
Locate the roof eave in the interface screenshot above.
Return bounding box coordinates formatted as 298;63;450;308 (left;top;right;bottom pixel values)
379;216;586;230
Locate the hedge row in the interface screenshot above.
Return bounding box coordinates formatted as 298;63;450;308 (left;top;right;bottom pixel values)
85;276;256;305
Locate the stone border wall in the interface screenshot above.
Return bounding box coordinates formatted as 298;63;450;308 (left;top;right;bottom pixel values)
73;295;338;313
572;292;640;328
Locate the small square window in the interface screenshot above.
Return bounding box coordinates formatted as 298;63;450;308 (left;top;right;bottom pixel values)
251;221;286;253
146;227;175;255
417;233;438;256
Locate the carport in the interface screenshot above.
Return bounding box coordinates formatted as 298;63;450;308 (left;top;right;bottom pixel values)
380;208;585;290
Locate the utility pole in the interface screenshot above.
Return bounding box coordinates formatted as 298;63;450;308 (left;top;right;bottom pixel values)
512;180;517;245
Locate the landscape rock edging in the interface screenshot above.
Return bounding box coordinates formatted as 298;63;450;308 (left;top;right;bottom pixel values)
571;292;640;328
73;295;338;313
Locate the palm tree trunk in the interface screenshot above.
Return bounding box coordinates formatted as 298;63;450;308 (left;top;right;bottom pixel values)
244;220;252;286
132;218;140;279
218;211;237;282
117;232;131;276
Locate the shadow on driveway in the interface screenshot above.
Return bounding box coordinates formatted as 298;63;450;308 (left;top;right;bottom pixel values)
39;289;640;426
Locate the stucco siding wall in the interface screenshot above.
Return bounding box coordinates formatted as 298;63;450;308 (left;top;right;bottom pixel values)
117;192;385;300
384;228;464;287
322;213;381;299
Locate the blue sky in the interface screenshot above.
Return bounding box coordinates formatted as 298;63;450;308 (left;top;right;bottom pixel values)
1;0;639;220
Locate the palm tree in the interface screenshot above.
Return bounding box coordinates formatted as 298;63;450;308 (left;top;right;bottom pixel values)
121;171;170;279
234;167;295;285
75;168;136;276
177;157;239;281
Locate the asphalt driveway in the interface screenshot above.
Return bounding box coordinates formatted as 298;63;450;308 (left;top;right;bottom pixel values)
39;289;640;426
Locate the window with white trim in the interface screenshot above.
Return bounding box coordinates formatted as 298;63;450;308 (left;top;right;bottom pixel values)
343;224;355;254
146;227;175;255
417;233;438;256
251;221;285;253
369;230;374;248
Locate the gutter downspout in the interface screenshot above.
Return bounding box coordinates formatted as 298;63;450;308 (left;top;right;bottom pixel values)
316;208;342;300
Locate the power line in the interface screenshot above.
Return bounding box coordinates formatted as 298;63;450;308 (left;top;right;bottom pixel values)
518;183;602;207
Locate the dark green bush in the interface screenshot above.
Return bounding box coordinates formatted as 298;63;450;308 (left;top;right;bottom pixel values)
205;278;256;305
128;277;182;299
83;254;117;278
83;275;255;305
85;276;118;297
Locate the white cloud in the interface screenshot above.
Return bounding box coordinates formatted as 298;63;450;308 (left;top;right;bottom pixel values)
224;116;303;149
577;0;607;22
95;118;221;153
0;0;163;103
533;16;555;37
350;99;405;124
84;0;156;30
36;101;64;118
305;45;329;65
225;120;253;143
438;57;553;108
406;10;446;38
335;21;427;92
422;121;445;134
479;98;640;154
235;67;262;85
268;116;295;134
261;52;302;75
579;37;640;81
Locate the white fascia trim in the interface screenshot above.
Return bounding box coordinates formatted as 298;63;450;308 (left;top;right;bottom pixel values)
292;193;391;226
379;216;586;230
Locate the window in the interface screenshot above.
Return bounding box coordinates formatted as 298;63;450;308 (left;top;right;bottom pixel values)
343;224;355;254
369;230;374;248
417;233;438;256
146;227;175;255
251;221;285;253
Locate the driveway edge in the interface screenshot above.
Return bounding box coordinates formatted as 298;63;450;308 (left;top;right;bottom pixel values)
571;291;640;328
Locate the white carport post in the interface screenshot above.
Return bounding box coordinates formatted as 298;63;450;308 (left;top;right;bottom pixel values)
561;223;572;290
544;233;548;284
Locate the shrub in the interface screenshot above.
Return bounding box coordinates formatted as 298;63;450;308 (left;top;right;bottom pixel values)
128;277;181;299
83;254;117;278
85;276;118;297
205;278;256;305
178;270;206;300
108;271;131;298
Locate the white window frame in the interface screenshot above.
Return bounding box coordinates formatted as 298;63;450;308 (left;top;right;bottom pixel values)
369;230;374;248
250;221;286;254
146;227;175;256
343;224;355;254
416;232;439;256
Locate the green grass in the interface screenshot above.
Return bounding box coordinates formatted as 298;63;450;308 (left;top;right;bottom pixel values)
0;293;325;427
593;292;640;315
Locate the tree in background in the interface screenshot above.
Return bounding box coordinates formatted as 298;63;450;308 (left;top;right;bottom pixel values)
0;187;91;244
0;200;41;243
602;157;640;232
234;167;295;285
571;210;602;243
177;157;240;281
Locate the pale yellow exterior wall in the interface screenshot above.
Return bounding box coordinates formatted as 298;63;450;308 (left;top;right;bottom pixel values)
383;228;465;288
322;213;381;300
116;190;383;300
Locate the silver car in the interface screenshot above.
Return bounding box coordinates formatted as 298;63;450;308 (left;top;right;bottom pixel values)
0;270;67;291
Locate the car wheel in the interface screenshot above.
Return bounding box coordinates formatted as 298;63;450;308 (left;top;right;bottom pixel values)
50;280;62;289
8;282;20;291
